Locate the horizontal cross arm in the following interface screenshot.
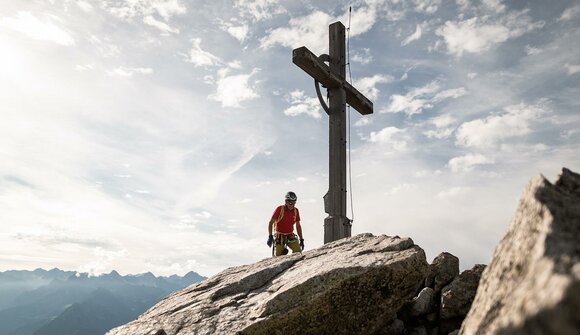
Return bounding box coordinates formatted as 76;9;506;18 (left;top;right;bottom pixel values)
344;81;373;115
292;46;373;115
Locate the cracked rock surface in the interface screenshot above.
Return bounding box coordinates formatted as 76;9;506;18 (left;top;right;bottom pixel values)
107;233;427;335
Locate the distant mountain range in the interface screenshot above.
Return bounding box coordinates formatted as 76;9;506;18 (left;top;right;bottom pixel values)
0;268;206;335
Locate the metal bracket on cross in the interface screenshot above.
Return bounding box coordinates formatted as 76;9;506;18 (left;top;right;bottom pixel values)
315;54;330;115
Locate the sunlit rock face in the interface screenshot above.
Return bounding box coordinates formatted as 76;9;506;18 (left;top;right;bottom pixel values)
460;168;580;335
107;233;428;335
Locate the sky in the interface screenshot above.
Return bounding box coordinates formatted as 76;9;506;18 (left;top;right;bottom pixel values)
1;0;579;277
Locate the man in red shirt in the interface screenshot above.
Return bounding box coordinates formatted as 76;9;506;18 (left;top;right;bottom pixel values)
267;191;304;256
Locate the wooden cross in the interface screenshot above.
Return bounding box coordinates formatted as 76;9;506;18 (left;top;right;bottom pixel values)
292;21;373;244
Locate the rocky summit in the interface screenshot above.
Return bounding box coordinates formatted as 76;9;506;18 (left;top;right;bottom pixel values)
107;234;429;335
460;168;580;335
108;167;580;335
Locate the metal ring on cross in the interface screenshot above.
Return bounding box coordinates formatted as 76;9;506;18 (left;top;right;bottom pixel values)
315;54;330;115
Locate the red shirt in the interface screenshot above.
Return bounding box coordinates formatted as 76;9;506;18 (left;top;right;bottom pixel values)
271;205;300;234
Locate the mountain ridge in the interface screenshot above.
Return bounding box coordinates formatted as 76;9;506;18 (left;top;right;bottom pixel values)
0;268;206;335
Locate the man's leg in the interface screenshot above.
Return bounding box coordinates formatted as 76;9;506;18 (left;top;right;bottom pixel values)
287;235;302;253
275;236;284;256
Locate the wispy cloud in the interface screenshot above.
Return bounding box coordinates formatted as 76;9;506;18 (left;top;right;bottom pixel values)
436;186;471;200
0;11;74;46
401;23;423;46
187;38;222;67
413;0;441;14
384;81;467;116
235;0;286;21
448;153;495;173
102;0;186;21
219;21;249;43
107;66;153;77
351;48;373;64
559;4;580;21
143;15;179;34
565;63;580;75
352;74;394;100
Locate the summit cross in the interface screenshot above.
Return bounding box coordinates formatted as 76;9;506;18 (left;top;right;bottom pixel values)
292;21;373;244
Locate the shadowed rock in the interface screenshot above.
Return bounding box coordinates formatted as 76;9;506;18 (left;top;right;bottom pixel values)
426;252;460;293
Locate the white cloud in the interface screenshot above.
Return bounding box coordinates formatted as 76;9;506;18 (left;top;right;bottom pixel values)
455;0;471;11
431;114;456;128
456;100;550;148
355;118;372;127
351;48;373;64
384;81;467;116
436;186;470;199
187;38;222;67
226;24;249;43
559;4;580;21
260;11;332;52
194;211;212;219
424;114;457;139
386;183;416;196
467;72;478;79
261;5;380;54
401;24;423;46
0;11;74;46
525;45;542;56
283;90;322;119
436;11;544;56
143;15;179;33
424;128;454;139
88;35;120;57
352;74;394;100
564;63;580;75
235;0;286;21
102;0;186;21
107;66;154;77
76;1;94;12
482;0;506;13
413;0;441;14
560;129;580;139
368;127;408;151
448;153;494;173
209;67;260;108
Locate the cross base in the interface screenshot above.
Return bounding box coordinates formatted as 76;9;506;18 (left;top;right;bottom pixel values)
323;215;352;244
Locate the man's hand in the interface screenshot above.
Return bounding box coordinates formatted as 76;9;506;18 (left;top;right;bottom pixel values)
267;235;274;247
300;239;305;251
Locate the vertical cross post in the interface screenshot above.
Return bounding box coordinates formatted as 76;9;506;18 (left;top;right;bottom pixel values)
292;21;373;244
323;22;350;243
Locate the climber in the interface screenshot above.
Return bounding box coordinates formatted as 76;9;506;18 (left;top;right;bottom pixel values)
267;191;304;256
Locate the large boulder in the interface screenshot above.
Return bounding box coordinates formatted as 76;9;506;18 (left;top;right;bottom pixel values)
107;234;428;335
460;168;580;335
